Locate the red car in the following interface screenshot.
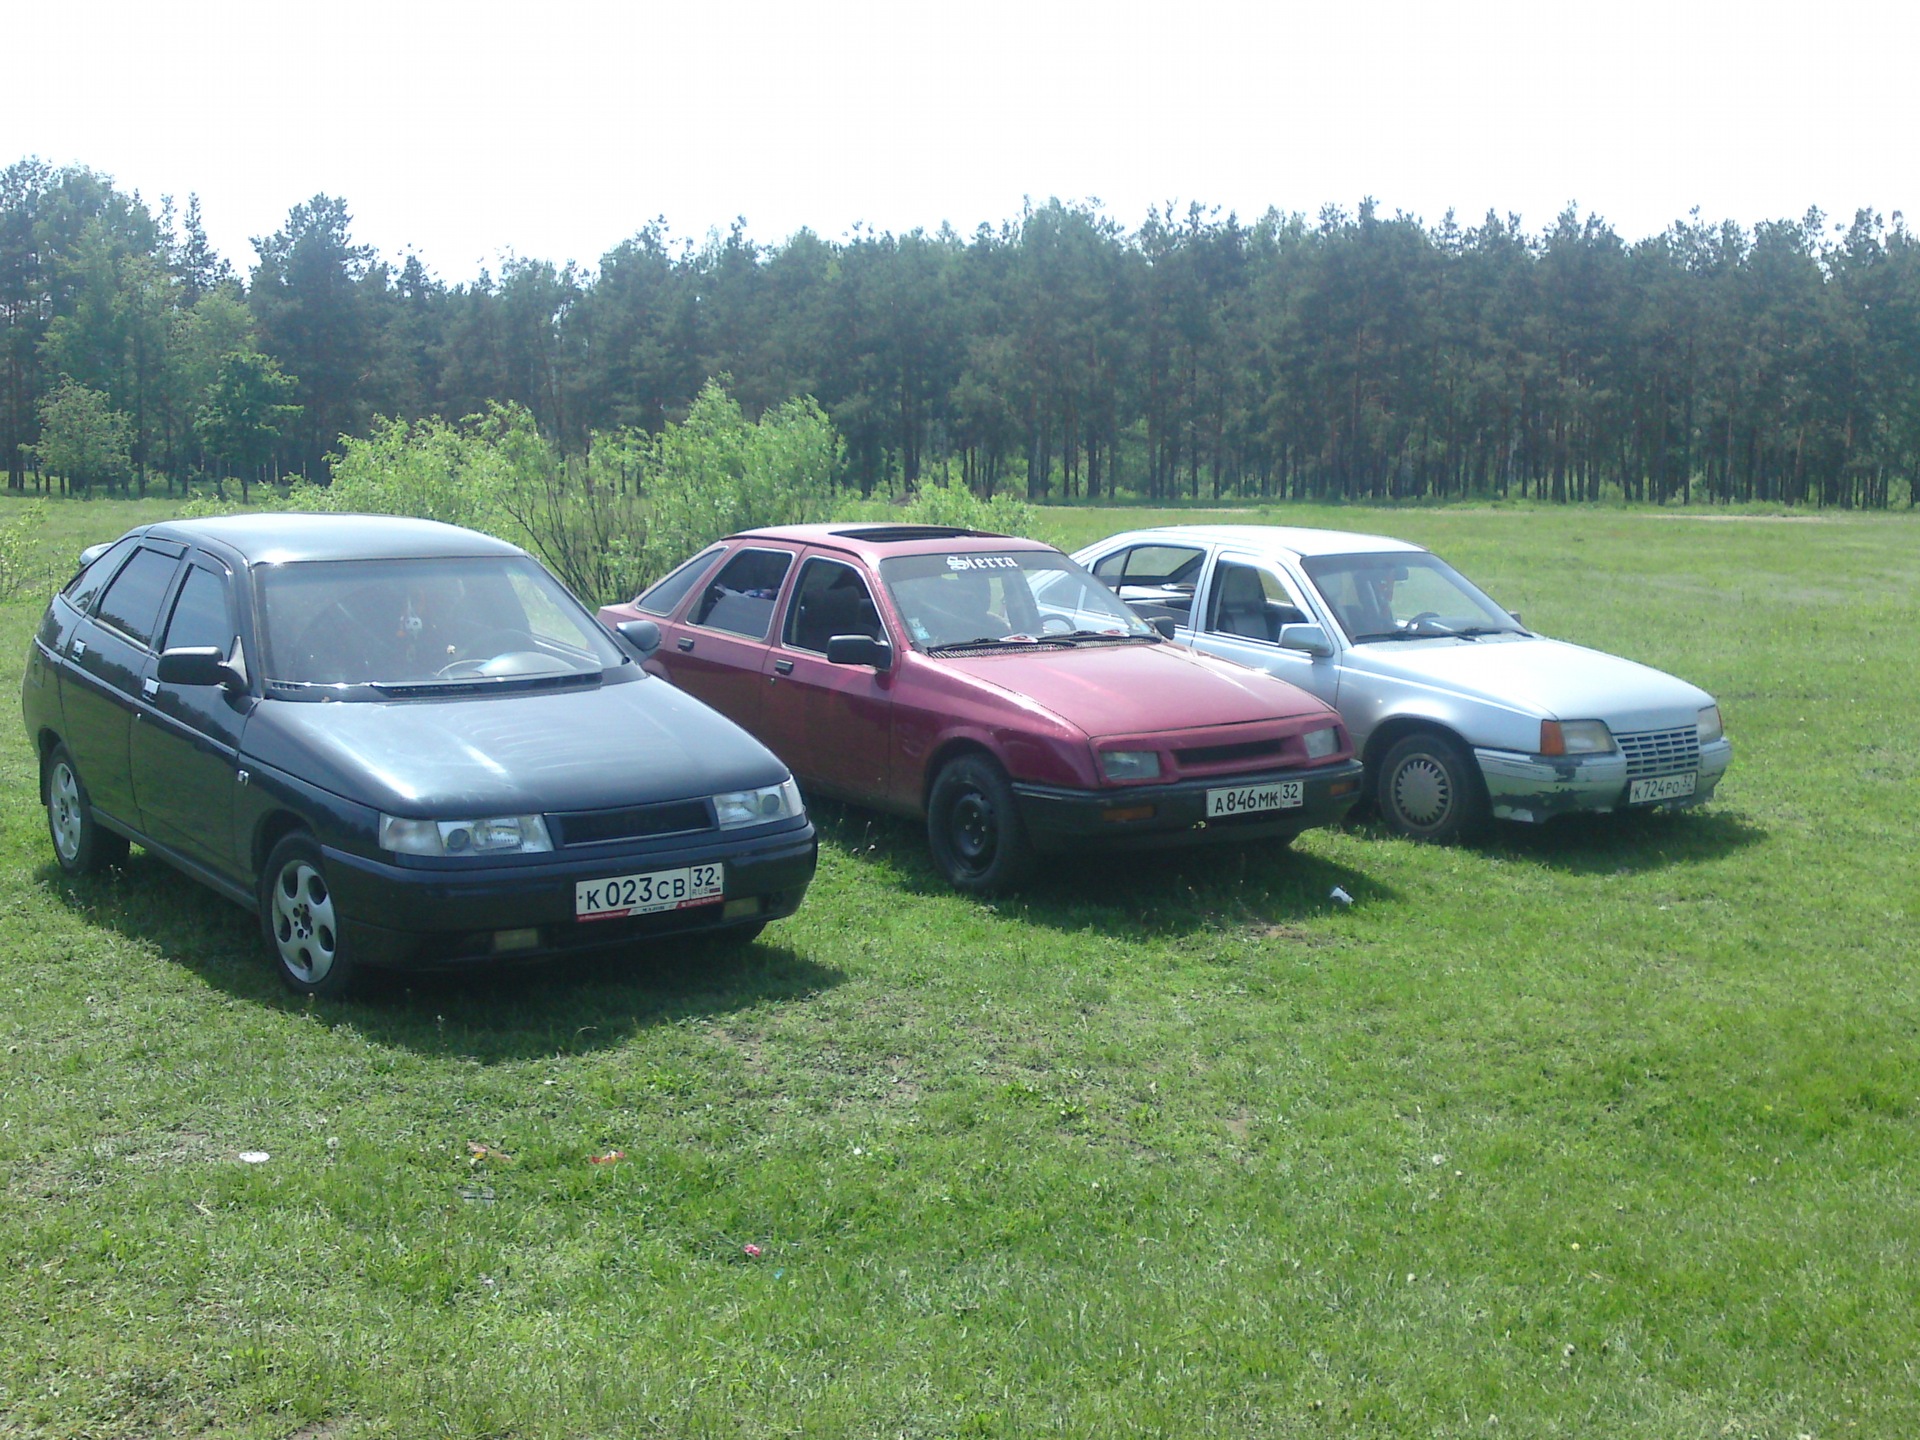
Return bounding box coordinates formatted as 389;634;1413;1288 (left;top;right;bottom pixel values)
598;525;1364;891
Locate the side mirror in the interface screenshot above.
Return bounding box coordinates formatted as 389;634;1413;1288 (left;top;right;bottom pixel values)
1150;616;1177;640
1277;623;1333;658
826;633;893;671
157;646;245;689
614;618;662;656
1508;610;1526;628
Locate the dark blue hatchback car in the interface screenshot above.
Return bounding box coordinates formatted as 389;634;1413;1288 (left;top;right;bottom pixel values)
21;514;817;995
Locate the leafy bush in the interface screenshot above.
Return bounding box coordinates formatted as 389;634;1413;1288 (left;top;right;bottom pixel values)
0;502;53;599
888;478;1036;536
638;384;840;588
192;383;843;605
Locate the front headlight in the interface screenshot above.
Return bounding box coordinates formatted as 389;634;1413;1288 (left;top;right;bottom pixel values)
1540;719;1614;756
1302;726;1341;760
379;812;553;855
1697;705;1724;744
1100;749;1162;781
712;778;804;829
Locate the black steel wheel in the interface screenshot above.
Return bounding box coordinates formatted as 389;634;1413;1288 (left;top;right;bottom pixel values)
926;755;1035;894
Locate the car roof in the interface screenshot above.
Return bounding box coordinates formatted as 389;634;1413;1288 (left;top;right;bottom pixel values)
1099;523;1428;560
140;513;527;565
729;523;1061;563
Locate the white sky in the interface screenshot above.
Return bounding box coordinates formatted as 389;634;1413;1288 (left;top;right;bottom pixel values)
12;0;1916;284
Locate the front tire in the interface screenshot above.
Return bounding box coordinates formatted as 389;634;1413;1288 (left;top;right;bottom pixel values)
44;744;129;875
260;833;357;997
926;755;1035;893
1376;732;1489;843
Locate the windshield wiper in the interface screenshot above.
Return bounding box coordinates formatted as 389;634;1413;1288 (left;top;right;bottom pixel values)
926;635;1030;652
369;670;598;697
1053;628;1154;643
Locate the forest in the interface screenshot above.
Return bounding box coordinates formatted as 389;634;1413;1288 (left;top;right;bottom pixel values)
5;155;1918;509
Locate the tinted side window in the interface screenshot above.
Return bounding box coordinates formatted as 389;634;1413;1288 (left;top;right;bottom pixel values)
637;545;724;616
93;548;181;647
161;566;235;653
691;549;793;639
64;536;139;612
784;559;884;652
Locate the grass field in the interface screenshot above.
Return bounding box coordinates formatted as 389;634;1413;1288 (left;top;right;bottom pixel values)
1;492;1915;1438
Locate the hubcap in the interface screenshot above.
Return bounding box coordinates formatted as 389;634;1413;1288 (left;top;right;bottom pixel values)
1390;755;1451;829
49;762;83;862
272;860;336;984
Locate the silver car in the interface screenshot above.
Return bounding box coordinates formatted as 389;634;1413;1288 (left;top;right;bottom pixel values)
1072;525;1731;842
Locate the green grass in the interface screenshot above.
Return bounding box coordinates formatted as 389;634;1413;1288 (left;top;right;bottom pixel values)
2;496;1916;1437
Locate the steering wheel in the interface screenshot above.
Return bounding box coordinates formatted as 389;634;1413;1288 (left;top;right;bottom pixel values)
1403;611;1455;635
434;657;493;678
1038;614;1076;636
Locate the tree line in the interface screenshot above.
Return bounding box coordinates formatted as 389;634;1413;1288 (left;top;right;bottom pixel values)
6;156;1917;508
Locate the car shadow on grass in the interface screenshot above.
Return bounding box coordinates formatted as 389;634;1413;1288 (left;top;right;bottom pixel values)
1335;803;1767;875
42;852;845;1061
806;799;1394;939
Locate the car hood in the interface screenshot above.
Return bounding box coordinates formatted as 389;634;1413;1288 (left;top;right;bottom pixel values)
243;673;789;815
1349;633;1714;726
941;640;1332;739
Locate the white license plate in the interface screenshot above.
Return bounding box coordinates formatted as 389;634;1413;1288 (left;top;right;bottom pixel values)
1207;780;1304;817
576;863;724;921
1628;772;1696;804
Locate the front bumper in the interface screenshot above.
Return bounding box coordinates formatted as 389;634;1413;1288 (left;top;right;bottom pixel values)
321;821;817;968
1012;758;1365;852
1475;737;1732;823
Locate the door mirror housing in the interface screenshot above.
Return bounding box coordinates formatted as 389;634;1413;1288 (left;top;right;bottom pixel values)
826;633;893;671
613;618;662;657
157;646;246;690
1277;623;1333;658
1150;615;1177;640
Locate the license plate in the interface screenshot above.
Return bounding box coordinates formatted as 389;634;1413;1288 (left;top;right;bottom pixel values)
1207;780;1304;817
576;863;724;921
1628;772;1696;804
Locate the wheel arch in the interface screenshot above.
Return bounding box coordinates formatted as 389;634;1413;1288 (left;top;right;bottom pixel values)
33;728;63;799
920;736;1003;813
251;809;314;885
1362;714;1478;774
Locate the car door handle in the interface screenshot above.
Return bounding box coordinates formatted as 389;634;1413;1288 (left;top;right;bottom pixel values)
142;677;160;698
676;637;694;652
773;659;794;675
70;640;86;659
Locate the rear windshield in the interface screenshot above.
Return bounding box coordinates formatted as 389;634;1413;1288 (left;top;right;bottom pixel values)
256;555;623;691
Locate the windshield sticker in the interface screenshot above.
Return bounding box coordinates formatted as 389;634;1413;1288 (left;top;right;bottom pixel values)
945;554;1021;572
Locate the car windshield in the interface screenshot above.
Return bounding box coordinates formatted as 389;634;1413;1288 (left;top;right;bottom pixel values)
256;555;624;691
880;549;1156;650
1300;551;1524;643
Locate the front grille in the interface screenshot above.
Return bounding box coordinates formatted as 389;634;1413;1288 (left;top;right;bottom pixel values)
550;799;714;847
1175;738;1287;768
1617;726;1700;778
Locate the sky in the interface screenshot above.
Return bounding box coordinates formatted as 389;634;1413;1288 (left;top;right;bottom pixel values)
11;0;1916;284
